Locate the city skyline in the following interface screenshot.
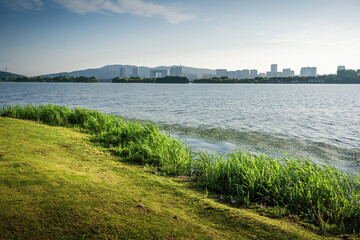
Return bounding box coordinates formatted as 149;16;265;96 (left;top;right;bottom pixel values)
0;63;348;79
115;63;324;79
0;0;359;76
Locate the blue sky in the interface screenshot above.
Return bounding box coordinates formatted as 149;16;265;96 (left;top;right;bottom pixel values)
0;0;359;76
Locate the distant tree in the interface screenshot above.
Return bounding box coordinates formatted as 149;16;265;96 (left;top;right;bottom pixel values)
155;76;189;84
3;75;98;83
337;69;357;78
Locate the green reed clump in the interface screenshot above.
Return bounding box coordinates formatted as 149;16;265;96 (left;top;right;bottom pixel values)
2;104;360;233
1;104;120;131
93;122;192;175
192;151;360;232
1;104;192;175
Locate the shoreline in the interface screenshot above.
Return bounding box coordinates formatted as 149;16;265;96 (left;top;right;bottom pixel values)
0;116;329;239
1;104;360;236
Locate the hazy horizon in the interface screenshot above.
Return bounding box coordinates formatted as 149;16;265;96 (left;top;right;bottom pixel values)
1;0;359;76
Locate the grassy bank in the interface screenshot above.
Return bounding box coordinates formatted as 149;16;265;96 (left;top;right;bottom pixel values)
0;117;325;239
1;104;360;236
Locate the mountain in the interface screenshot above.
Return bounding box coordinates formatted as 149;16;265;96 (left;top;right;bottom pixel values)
0;71;25;79
40;65;216;79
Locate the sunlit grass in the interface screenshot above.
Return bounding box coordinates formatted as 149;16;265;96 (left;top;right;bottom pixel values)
2;104;360;234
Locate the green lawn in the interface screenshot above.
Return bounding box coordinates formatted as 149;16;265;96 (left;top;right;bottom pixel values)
0;118;331;239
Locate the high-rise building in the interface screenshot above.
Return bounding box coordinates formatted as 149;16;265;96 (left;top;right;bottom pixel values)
235;70;242;79
258;73;266;78
242;69;250;79
283;68;291;77
271;64;278;73
119;67;126;78
250;69;258;79
266;64;278;78
282;68;295;77
228;71;236;79
216;69;228;77
300;67;317;77
132;67;140;77
170;66;183;77
337;66;346;71
150;69;168;78
276;72;283;77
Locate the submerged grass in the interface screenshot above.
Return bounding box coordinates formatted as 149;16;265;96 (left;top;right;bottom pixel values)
2;104;360;235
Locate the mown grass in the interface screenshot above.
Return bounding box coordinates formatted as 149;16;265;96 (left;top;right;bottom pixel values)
2;104;360;235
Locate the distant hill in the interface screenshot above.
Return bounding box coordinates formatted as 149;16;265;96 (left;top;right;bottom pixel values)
0;71;25;79
40;65;216;79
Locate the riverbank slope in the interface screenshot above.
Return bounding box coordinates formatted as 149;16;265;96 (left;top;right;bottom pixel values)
0;117;324;239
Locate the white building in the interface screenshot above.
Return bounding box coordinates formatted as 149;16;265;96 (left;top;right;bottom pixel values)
170;66;183;77
228;71;236;79
300;67;317;77
132;67;140;77
235;70;242;79
250;69;258;79
282;68;295;77
119;67;126;78
242;69;250;79
150;69;168;78
271;64;278;73
258;73;266;78
266;64;278;78
337;66;346;71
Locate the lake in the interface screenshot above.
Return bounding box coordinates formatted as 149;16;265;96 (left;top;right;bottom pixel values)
1;82;359;173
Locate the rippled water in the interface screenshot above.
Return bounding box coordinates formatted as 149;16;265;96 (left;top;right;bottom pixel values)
1;82;359;173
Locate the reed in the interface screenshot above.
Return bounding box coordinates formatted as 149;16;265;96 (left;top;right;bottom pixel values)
193;151;360;232
1;104;192;175
2;104;359;234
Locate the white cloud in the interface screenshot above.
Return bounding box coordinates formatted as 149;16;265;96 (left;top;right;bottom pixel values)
54;0;194;24
265;25;360;47
214;26;227;32
203;17;215;23
1;0;43;10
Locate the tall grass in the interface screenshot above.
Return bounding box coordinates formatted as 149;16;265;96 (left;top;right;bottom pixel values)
2;104;360;233
193;151;360;232
1;104;192;175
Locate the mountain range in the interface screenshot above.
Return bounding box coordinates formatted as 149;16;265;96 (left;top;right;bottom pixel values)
40;65;216;79
0;71;25;79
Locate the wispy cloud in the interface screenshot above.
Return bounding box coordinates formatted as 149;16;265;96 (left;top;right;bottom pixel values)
54;0;194;24
0;0;43;10
214;26;227;32
265;25;360;47
203;17;215;23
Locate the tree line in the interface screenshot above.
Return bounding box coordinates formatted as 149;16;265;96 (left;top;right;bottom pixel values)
1;69;358;84
112;76;189;83
0;76;98;83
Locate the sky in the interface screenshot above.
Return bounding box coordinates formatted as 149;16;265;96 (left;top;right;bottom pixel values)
0;0;359;76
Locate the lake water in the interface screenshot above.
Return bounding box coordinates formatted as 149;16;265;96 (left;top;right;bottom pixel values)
1;82;359;173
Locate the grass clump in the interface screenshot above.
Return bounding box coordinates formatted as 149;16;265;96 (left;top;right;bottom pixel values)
1;104;192;176
193;151;360;233
2;104;360;235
